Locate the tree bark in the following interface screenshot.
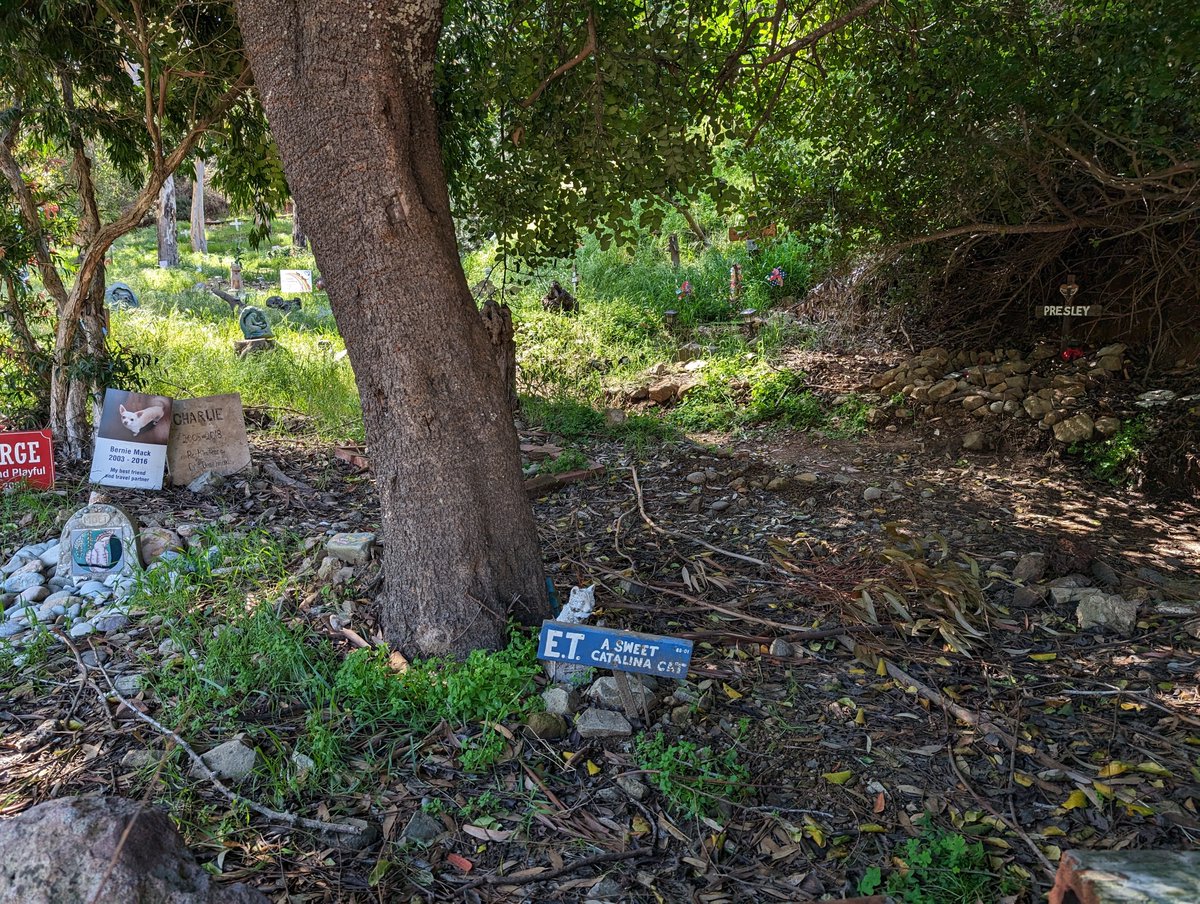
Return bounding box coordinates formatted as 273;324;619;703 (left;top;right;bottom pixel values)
157;174;180;266
480;299;519;416
235;0;549;658
292;202;307;249
191;159;208;253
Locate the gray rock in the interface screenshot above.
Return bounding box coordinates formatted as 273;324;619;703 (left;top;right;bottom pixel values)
962;431;986;452
43;590;74;605
2;572;45;595
1012;553;1047;583
139;527;183;567
588;876;624;901
685;471;706;485
325;532;376;565
120;749;155;770
542;686;581;717
1053;413;1094;444
615;775;648;801
587;676;656;712
575;707;633;739
157;637;183;657
769;638;794;657
863;487;883;502
113;674;144;696
94;612;131;633
402;810;445;844
1011;586;1046;609
68;621;96;639
77;580;109;597
1091;559;1120;588
186;470;223;493
0;622;26;639
190;737;258;781
1094;416;1122;437
0;795;267;903
17;586;48;604
1076;592;1138;636
37;544;60;569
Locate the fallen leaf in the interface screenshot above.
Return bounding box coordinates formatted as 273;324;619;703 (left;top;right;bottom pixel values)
1062;790;1088;810
464;824;514;842
446;853;473;873
823;770;853;785
722;683;743;700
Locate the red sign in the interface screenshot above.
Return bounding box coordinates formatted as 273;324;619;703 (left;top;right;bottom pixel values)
0;430;55;490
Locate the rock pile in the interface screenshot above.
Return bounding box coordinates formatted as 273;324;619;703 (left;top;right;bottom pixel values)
864;343;1129;444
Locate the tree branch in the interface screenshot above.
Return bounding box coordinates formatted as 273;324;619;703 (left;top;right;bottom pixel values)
760;0;886;66
520;10;596;109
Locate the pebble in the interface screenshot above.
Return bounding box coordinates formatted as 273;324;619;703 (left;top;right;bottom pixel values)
575;707;633;739
3;572;45;595
68;621;96;639
863;487;883;502
18;586;49;604
685;471;706;485
769;638;794;658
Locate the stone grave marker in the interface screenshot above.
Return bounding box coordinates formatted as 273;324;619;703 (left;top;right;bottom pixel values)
167;393;252;487
538;620;693;721
59;503;139;580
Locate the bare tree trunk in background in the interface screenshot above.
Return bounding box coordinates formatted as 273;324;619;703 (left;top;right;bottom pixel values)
668;234;681;269
235;0;549;658
190;159;208;253
292;202;307;249
157;174;180;266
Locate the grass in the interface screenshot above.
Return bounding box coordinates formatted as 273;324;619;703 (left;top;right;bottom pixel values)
1071;416;1151;484
123;530;543;809
0;488;65;550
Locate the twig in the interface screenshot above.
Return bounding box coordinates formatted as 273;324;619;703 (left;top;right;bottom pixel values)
89;658;369;839
629;466;783;574
520;11;597;109
456;847;653;893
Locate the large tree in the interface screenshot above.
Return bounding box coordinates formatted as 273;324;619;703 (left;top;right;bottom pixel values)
0;1;251;455
233;0;882;657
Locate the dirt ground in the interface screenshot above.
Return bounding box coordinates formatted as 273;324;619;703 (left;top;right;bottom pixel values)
1;365;1198;902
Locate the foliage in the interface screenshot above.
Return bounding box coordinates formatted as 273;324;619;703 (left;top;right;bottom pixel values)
541;447;589;475
858;820;1019;904
1072;417;1151;485
635;730;749;818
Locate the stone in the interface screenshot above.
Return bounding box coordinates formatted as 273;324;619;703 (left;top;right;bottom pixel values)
1094;416;1121;438
1011;586;1046;609
186;470;222;493
795;471;819;484
769;638;794;657
604;408;627;428
1076;591;1138;636
1013;553;1047;583
94;612;131;633
648;378;683;404
1023;396;1053;418
37;544;60;569
1050;849;1200;904
962;431;986;452
120;749;155;770
0;796;267;903
2;572;44;595
1053;413;1094;444
863;487;883;502
139;527;183;567
525;711;568;740
190;737;258;781
68;621;96;639
59;503;138;583
615;775;648;801
766;476;788;491
168;394;253;487
402;811;444;844
1091;559;1119;588
1097;355;1124;372
926;379;957;402
542;686;580;717
326;532;376;565
113;674;144;696
575;707;633;738
685;471;706;485
17;586;48;604
587;676;656;712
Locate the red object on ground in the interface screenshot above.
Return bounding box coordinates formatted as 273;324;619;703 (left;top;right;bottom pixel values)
0;429;55;490
1061;347;1084;361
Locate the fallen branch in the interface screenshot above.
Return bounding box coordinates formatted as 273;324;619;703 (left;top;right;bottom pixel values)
89;655;369;840
456;847;653;894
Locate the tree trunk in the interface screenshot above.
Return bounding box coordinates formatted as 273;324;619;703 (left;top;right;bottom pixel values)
235;0;549;658
292;202;307;250
480;299;519;416
668;233;681;269
190;159;208;253
157;174;180;266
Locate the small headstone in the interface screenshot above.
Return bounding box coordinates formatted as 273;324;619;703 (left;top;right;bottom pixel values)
0;429;55;489
104;282;139;308
58;504;138;582
167;394;252;487
326;532;376;565
89;389;172;490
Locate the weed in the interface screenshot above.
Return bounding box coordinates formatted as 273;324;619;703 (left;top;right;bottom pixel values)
635;731;749;818
1071;417;1150;484
542;448;589;475
857;819;1020;904
0;489;66;550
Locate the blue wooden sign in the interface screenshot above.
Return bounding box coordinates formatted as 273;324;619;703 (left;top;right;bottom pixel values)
537;620;693;680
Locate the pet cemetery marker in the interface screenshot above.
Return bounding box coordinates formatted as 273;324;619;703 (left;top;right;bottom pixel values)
235;306;276;357
89;389;173;490
537;621;694;721
280;269;313;294
58;503;138;580
1035;274;1102;346
0;430;55;490
167;393;252;487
